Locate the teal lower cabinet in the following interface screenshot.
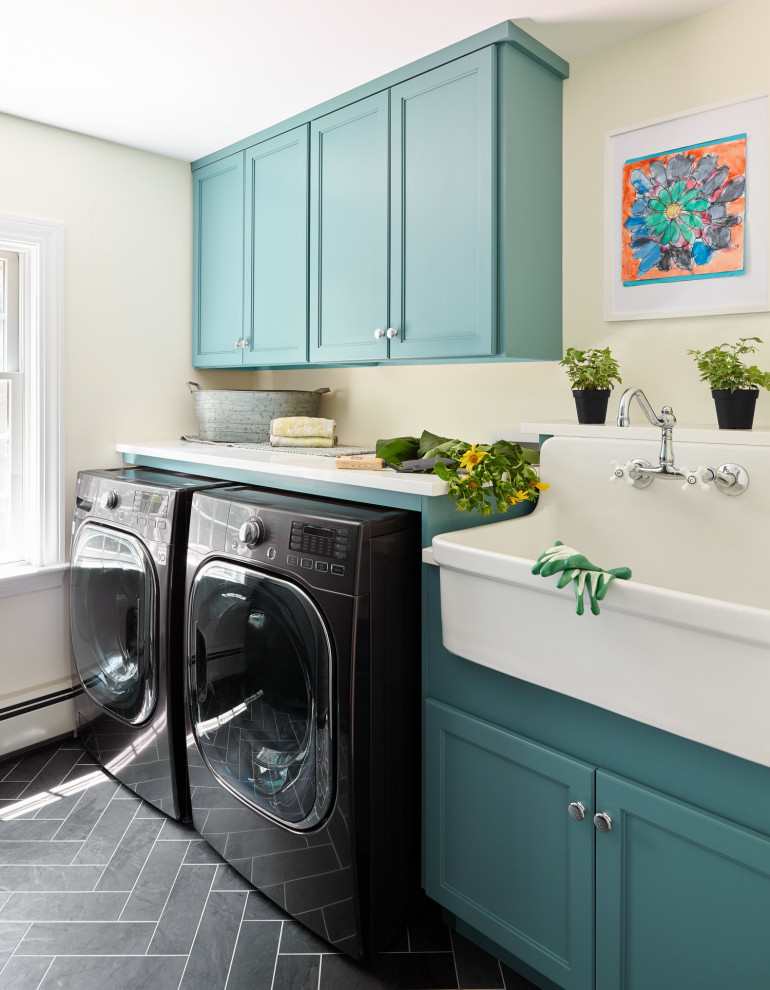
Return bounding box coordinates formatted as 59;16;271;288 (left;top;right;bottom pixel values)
424;695;770;990
424;700;595;990
595;771;770;990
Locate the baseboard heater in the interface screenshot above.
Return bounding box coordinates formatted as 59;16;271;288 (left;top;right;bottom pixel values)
0;686;81;760
0;685;82;723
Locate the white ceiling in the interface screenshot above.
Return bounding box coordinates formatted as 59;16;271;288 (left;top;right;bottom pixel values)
1;0;736;162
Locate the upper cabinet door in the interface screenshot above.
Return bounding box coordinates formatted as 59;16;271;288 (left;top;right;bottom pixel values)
244;126;309;367
193;153;245;367
389;49;495;360
309;93;390;363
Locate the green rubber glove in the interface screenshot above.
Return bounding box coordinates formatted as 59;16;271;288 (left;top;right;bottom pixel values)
532;542;632;615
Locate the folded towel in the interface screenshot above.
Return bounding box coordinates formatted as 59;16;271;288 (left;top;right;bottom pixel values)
270;416;336;439
269;435;337;448
531;542;631;616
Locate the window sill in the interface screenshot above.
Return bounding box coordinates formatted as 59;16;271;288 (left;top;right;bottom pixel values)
0;564;68;599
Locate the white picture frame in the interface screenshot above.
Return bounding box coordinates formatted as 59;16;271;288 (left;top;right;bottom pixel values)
605;94;769;321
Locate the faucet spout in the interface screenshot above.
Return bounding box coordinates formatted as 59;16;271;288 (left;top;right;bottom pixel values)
617;387;671;428
617;387;677;470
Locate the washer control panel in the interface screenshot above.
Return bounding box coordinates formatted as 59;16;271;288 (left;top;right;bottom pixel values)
73;474;174;542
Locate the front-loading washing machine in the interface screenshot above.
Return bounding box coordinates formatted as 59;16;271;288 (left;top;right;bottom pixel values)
69;466;225;820
184;485;421;959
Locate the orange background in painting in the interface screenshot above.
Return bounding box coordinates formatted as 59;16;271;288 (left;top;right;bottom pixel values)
621;137;746;282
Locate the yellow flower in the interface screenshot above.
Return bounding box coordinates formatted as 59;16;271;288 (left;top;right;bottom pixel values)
529;480;550;491
459;445;489;470
509;490;529;504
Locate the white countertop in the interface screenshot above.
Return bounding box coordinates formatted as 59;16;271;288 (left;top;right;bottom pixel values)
521;420;770;446
116;440;450;497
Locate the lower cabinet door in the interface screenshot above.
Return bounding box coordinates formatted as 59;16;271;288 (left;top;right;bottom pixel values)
595;771;770;990
424;699;595;990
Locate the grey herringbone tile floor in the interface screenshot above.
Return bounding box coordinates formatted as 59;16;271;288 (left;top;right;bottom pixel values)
0;738;535;990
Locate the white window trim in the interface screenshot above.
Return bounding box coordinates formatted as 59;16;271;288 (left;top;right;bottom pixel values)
0;214;65;596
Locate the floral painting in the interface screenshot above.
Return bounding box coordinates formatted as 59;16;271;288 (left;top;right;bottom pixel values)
622;135;746;285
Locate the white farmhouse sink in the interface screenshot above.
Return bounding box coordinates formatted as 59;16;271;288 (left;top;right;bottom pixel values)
431;435;770;768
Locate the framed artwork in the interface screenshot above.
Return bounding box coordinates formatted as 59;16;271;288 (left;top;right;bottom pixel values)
606;94;769;321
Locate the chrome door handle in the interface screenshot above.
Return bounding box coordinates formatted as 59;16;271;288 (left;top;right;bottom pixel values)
593;812;613;833
567;801;586;822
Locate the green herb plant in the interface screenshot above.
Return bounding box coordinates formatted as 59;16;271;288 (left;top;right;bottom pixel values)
687;337;770;392
376;430;546;517
559;347;622;391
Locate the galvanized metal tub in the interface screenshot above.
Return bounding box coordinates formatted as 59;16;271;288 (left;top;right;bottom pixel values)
187;382;331;443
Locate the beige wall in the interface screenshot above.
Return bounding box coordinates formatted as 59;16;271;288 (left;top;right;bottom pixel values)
561;0;770;428
264;0;770;439
0;112;250;706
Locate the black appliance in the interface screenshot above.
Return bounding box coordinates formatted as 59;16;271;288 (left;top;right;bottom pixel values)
184;486;420;959
69;466;224;820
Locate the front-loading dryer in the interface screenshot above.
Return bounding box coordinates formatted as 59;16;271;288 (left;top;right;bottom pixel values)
184;486;421;959
69;466;225;820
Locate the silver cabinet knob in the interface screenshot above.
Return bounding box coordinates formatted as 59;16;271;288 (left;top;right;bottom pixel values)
593;812;613;833
374;328;386;340
238;518;264;548
567;802;586;822
233;340;240;349
99;490;119;511
386;327;398;339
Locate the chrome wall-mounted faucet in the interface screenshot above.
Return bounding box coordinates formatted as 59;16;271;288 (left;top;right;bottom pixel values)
616;387;679;478
613;387;749;495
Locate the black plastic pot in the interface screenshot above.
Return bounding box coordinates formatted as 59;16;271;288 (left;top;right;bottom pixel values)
711;389;758;430
572;389;611;425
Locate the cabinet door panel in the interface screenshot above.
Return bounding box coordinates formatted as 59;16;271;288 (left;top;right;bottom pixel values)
390;49;495;360
596;771;770;990
193;153;245;367
244;127;309;366
310;94;389;362
424;700;595;990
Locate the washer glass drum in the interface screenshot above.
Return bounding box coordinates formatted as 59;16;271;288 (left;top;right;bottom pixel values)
70;523;157;724
188;562;333;829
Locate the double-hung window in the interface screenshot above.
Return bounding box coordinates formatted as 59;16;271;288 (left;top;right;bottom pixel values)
0;250;22;564
0;216;64;594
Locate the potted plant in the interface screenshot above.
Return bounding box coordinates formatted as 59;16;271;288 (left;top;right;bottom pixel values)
559;346;622;424
687;337;770;429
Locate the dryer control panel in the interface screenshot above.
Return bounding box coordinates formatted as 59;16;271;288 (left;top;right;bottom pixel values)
288;521;350;577
221;498;359;594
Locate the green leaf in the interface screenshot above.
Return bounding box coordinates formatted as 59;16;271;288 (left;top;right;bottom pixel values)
375;436;419;467
688;338;770;391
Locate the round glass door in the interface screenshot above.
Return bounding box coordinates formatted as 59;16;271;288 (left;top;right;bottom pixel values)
189;561;332;828
70;523;157;724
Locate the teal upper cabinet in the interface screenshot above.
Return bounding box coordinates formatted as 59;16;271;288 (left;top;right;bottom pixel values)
309;94;390;363
191;22;568;368
193;153;245;367
389;50;495;360
245;126;309;366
